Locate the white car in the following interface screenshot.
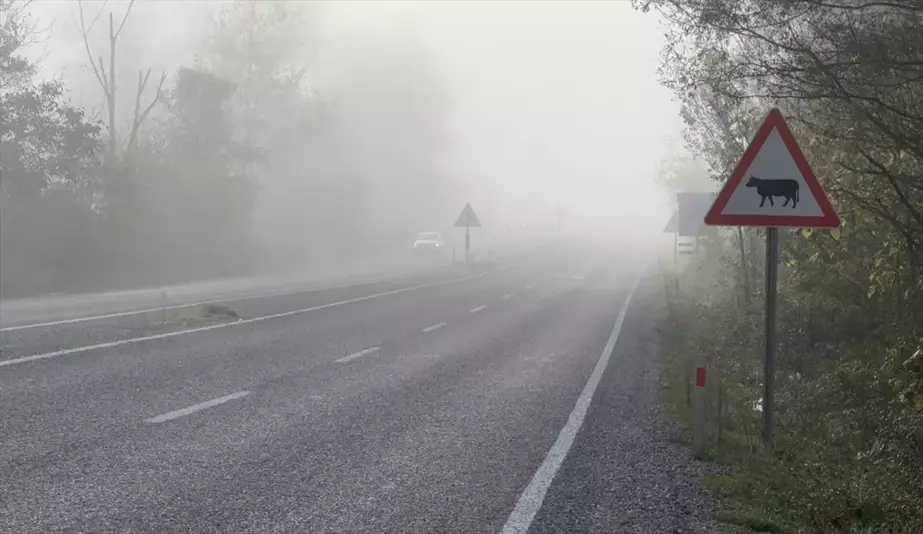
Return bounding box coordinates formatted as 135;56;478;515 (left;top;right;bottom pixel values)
413;231;445;255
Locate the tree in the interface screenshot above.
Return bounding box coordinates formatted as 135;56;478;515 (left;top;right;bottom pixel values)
1;0;103;296
203;0;314;150
0;0;39;92
1;0;100;201
166;66;259;271
77;0;166;159
638;0;923;270
638;1;923;529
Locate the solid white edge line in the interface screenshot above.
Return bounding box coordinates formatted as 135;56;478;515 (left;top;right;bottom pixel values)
502;294;513;300
0;269;452;332
469;305;488;313
336;346;380;363
144;391;251;424
498;274;642;534
0;270;502;368
421;322;447;333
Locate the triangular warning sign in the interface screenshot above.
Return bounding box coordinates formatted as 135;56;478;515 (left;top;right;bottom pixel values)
663;211;677;233
704;108;840;228
455;203;482;227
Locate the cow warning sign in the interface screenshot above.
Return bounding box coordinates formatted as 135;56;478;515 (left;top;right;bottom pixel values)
704;108;840;228
702;108;841;450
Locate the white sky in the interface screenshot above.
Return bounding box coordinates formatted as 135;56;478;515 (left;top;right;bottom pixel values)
27;0;680;235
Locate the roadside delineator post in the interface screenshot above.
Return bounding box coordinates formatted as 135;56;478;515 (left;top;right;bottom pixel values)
693;365;706;457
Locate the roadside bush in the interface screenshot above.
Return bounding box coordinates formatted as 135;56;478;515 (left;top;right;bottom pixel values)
661;236;923;533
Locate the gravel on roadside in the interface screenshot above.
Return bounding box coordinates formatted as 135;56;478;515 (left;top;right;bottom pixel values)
526;275;733;534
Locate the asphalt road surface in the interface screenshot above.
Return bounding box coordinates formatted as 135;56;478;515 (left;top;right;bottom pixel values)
0;240;716;533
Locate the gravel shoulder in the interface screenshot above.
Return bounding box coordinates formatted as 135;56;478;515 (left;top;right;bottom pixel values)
527;274;728;534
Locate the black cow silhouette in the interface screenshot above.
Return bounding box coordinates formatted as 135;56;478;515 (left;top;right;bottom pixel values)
745;176;799;208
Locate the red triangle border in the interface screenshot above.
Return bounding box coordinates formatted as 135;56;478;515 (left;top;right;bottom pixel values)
704;108;840;228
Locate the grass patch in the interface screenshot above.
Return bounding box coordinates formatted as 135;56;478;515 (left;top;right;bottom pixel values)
715;507;787;533
657;270;923;534
702;474;738;499
152;304;241;328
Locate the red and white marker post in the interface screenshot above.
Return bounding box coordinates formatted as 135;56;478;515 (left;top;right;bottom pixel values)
693;365;707;456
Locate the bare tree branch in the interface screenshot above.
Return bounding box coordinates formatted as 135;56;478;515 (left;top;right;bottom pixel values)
856;148;923;230
112;0;134;40
85;0;107;34
127;70;167;152
77;0;109;98
96;56;108;94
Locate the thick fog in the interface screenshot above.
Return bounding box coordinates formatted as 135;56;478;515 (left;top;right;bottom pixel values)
3;0;680;297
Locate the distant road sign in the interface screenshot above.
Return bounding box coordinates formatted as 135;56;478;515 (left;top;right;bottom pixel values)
455;203;482;227
677;192;716;237
704;108;839;228
663;211;677;233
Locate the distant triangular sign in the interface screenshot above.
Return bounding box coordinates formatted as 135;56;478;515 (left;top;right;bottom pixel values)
455;203;482;227
663;211;677;233
704;108;840;228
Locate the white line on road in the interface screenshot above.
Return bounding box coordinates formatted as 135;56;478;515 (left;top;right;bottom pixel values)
0;272;495;368
469;305;488;314
499;274;641;534
145;391;251;424
0;268;453;332
421;322;447;333
502;294;513;300
525;285;534;290
336;346;380;363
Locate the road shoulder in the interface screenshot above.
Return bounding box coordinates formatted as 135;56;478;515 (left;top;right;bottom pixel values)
526;274;726;534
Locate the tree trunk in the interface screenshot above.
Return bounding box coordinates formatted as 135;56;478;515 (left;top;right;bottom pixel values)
107;12;117;158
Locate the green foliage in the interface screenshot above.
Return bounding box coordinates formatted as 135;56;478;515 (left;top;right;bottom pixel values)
0;1;262;295
644;1;923;530
661;244;923;532
0;82;101;199
714;507;787;533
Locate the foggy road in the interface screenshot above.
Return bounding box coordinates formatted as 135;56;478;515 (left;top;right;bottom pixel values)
0;242;710;534
0;258;456;331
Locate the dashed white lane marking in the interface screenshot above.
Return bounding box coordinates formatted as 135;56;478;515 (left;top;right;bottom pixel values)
525;285;534;290
336;346;380;363
499;275;641;534
502;294;513;300
145;391;251;424
469;305;488;314
0;272;494;368
421;322;447;333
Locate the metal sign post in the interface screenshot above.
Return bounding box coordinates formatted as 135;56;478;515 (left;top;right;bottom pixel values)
762;227;779;447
